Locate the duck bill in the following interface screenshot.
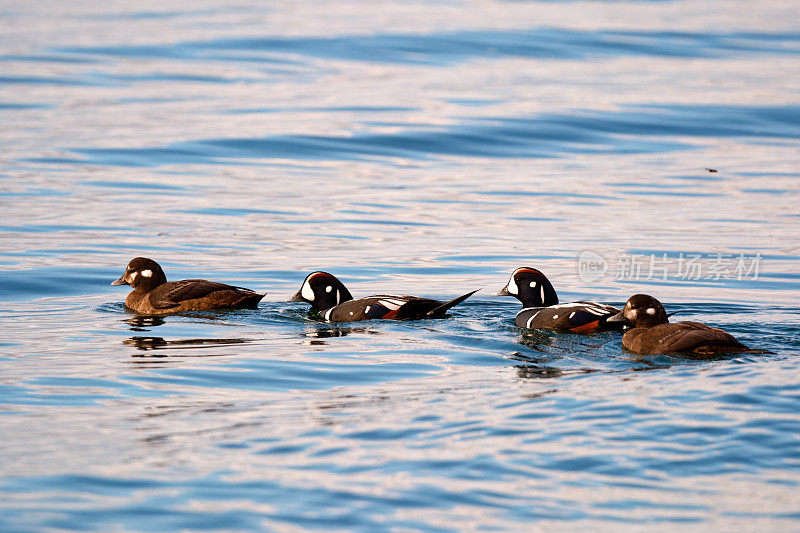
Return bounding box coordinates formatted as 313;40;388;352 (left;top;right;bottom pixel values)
286;290;305;303
493;286;512;296
110;276;128;286
605;311;627;323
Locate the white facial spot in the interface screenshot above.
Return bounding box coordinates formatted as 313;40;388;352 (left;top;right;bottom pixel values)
301;280;315;301
506;276;518;295
646;307;656;315
365;306;371;313
529;281;537;288
129;271;138;281
141;269;152;278
553;314;559;319
349;311;353;316
325;285;333;293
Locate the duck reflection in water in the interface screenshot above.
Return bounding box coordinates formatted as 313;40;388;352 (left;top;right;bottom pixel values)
509;330;563;379
124;336;249;355
123;311;242;332
514;364;566;379
517;328;559;353
511;327;668;378
300;323;381;346
124;315;166;331
510;344;565;380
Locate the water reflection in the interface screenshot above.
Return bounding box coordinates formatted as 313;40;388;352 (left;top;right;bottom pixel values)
517;329;559;353
125;336;250;354
511;328;678;375
299;323;382;345
123;311;256;332
514;364;566;379
125;336;168;350
124;315;166;331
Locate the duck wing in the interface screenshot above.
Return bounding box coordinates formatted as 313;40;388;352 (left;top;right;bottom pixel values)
148;279;257;309
666;322;745;352
320;291;478;322
566;302;621;332
638;321;745;353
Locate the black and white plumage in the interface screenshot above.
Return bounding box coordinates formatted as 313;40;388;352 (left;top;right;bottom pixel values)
111;257;264;314
287;271;477;322
495;267;621;332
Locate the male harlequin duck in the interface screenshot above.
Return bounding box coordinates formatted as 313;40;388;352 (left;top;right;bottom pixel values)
608;294;765;356
287;271;478;322
111;257;265;314
495;267;622;332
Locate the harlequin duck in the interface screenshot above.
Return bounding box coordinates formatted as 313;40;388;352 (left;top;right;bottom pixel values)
287;271;478;322
111;257;265;314
495;267;621;332
608;294;766;355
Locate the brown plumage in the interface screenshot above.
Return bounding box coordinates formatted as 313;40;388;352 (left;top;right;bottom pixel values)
111;257;264;315
609;294;764;356
622;320;750;355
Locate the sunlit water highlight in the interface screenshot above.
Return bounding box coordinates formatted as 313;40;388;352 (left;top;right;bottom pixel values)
1;0;799;530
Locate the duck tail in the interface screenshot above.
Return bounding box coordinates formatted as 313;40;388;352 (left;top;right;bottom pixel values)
737;348;775;355
236;291;266;308
426;289;480;318
694;345;775;356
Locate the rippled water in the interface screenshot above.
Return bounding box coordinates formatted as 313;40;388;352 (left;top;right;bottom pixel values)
2;0;799;530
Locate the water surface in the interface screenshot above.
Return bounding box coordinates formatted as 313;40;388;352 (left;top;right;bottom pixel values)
1;0;799;530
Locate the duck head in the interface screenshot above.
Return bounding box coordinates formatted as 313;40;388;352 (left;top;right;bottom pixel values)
111;257;167;293
287;271;354;311
494;267;559;307
608;294;669;328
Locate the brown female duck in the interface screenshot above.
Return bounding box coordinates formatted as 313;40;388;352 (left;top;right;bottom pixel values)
111;257;264;314
609;294;766;356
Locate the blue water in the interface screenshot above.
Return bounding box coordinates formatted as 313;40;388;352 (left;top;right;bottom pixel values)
1;0;799;530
